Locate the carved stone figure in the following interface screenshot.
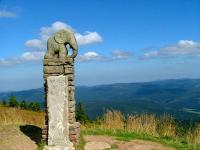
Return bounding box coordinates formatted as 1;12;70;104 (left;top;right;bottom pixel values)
44;29;78;59
42;29;80;150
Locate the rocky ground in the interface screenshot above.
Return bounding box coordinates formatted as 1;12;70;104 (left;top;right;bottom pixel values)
0;125;37;150
0;125;174;150
84;135;174;150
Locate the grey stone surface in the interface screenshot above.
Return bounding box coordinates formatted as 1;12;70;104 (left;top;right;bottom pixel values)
42;29;80;146
84;142;111;150
69;101;75;108
44;29;78;59
44;66;64;74
64;67;74;74
43;145;74;150
45;75;74;149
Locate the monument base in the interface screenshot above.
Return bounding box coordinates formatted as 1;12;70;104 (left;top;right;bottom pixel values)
69;122;80;144
43;144;75;150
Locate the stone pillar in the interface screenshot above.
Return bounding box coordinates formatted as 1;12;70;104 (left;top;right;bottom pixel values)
42;29;80;150
43;75;73;150
42;58;80;146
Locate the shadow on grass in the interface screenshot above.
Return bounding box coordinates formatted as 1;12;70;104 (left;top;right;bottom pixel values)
20;125;42;145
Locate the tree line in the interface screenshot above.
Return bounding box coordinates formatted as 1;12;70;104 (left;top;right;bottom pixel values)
1;95;41;112
1;95;90;122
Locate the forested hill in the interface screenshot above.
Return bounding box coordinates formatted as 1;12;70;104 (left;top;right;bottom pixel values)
1;79;200;120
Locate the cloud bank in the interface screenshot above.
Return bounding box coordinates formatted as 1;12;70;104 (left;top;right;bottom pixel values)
141;40;200;59
0;51;44;66
24;21;103;51
77;50;132;62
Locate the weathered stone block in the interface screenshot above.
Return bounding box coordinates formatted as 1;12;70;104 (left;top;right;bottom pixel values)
43;58;74;66
44;73;60;80
69;101;75;108
69;122;80;144
68;81;74;86
64;67;74;74
69;107;75;113
44;66;64;74
68;86;75;91
68;74;74;81
69;94;75;101
46;75;73;149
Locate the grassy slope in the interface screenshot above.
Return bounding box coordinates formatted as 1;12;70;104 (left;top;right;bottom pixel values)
0;105;45;150
82;129;190;150
81;110;200;150
1;106;199;150
0;105;44;127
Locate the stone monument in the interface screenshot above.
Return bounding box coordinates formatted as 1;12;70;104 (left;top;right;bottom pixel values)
42;29;80;150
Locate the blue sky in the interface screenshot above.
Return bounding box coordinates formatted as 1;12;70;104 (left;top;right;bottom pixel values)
0;0;200;91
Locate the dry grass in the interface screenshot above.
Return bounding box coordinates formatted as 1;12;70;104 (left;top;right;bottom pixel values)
187;124;200;145
82;110;200;148
0;106;45;127
99;110;125;130
92;110;176;137
126;114;157;136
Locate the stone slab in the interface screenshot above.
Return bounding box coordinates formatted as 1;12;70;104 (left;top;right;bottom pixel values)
46;75;73;149
43;145;74;150
44;58;74;66
84;142;111;150
44;66;64;74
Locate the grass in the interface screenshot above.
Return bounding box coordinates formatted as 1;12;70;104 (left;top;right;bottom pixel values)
82;129;190;150
75;133;86;150
0;105;44;127
82;110;200;150
1;106;200;149
0;105;45;150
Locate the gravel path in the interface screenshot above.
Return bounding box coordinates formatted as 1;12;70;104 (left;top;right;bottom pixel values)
84;135;174;150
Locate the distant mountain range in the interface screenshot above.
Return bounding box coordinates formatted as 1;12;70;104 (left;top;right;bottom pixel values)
1;79;200;121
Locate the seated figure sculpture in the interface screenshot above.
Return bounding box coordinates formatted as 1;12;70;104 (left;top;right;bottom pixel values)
44;29;78;59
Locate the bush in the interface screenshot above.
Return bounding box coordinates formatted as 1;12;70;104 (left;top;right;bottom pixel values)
28;102;41;112
20;100;28;109
76;102;90;124
9;95;18;107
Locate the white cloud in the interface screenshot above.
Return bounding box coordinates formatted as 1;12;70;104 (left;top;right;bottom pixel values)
24;21;103;51
75;32;103;45
20;51;44;61
77;51;101;62
141;40;200;59
25;39;44;50
112;50;132;59
77;50;132;62
0;51;44;66
0;10;16;18
140;51;159;59
0;49;132;66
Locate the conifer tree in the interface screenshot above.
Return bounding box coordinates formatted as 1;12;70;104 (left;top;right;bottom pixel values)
20;100;28;109
76;102;90;124
9;95;18;107
29;102;41;112
2;98;7;106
